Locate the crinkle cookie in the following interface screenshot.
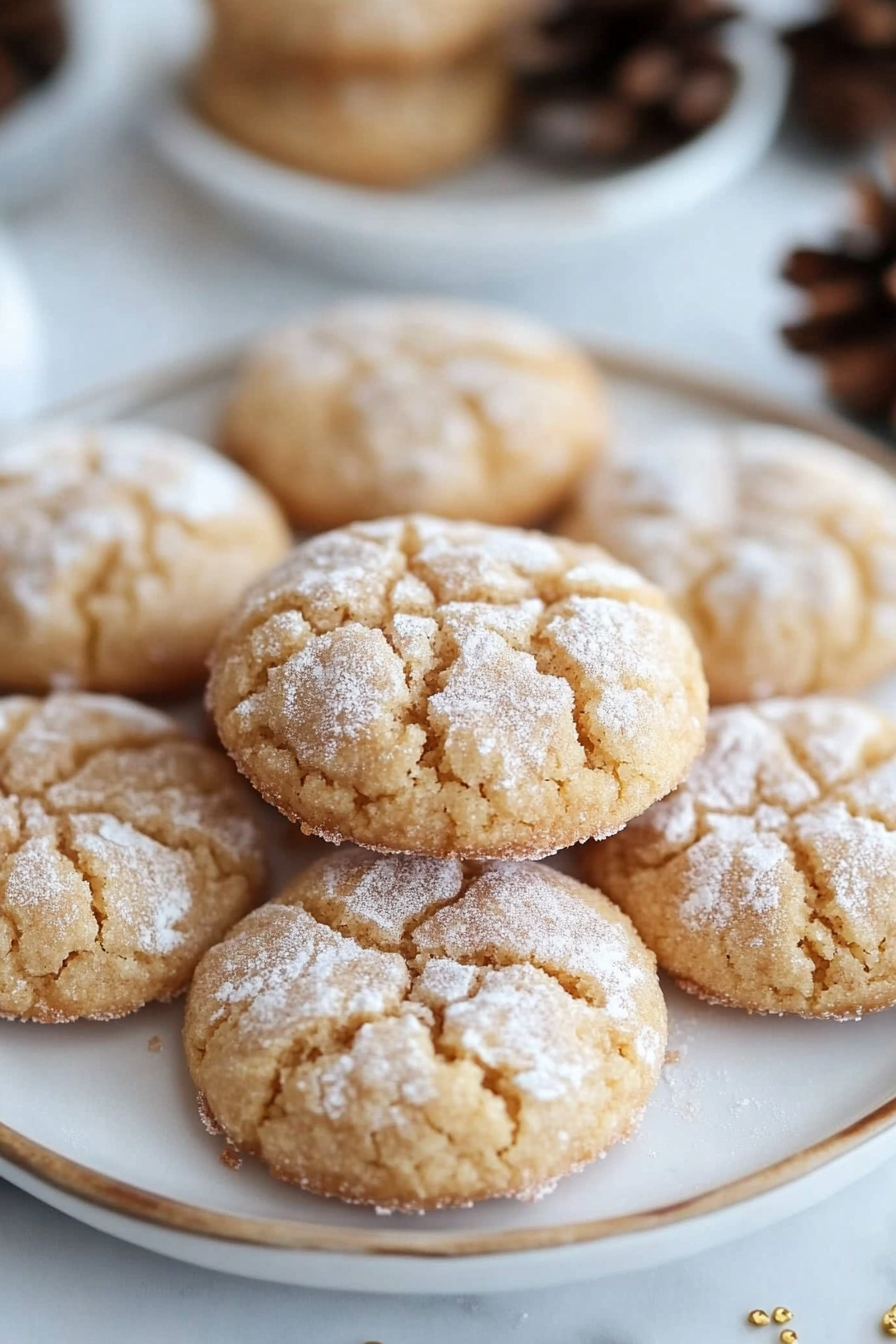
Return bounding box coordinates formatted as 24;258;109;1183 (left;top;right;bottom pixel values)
560;422;896;704
584;697;896;1019
185;849;666;1210
0;423;291;695
207;0;530;71
207;516;708;859
0;693;266;1023
220;298;605;530
195;46;508;188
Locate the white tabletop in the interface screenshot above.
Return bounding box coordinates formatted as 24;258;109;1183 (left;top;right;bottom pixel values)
3;3;895;1337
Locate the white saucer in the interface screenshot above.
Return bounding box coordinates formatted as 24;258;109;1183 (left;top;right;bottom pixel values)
0;0;129;210
148;20;790;287
0;230;42;423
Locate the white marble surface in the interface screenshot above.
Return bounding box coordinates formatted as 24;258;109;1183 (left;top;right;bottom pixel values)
3;1;896;1337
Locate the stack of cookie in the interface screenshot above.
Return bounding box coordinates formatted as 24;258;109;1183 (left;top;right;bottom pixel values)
4;294;896;1216
195;0;531;187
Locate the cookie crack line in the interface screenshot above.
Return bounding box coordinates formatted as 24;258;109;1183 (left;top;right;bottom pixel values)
0;802;225;989
0;727;181;800
784;827;879;1003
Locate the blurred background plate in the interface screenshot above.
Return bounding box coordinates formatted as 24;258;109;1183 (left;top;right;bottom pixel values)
0;0;129;210
0;228;42;423
148;20;789;288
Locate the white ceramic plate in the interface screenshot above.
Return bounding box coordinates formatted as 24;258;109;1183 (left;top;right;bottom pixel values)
148;21;789;287
0;0;128;210
2;345;896;1294
0;229;42;424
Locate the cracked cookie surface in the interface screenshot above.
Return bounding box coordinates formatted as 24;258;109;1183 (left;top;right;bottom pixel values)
560;422;896;703
584;697;896;1018
207;515;708;859
0;692;266;1022
184;848;666;1210
221;299;605;529
0;422;291;694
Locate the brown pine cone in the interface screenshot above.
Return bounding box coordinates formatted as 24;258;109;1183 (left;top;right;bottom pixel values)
781;156;896;420
785;0;896;146
509;0;739;165
0;0;67;117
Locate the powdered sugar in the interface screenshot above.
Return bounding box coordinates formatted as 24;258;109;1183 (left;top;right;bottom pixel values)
318;849;464;947
794;802;896;930
71;814;194;955
545;596;688;748
442;963;597;1102
428;626;577;788
683;706;819;815
265;624;410;770
414;956;478;1007
415;862;646;1022
212;905;408;1044
627;699;896;940
413;522;561;602
567;421;896;691
678;829;788;931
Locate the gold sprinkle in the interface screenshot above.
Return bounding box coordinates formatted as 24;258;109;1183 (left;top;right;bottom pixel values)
773;1309;794;1325
780;1331;798;1344
883;1306;896;1336
748;1310;771;1327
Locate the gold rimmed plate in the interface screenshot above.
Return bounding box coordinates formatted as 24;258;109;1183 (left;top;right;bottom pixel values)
2;344;896;1293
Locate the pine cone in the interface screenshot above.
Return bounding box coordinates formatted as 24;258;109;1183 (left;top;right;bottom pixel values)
0;0;67;118
781;157;896;420
510;0;739;165
785;0;896;146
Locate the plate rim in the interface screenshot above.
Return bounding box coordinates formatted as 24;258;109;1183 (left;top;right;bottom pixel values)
2;339;896;1260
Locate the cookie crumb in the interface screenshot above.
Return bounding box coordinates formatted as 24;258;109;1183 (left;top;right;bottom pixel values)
664;1048;680;1066
220;1145;242;1171
147;1035;163;1053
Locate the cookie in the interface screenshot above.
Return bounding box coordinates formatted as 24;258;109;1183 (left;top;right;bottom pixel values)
0;423;291;695
185;849;666;1210
584;697;896;1019
560;422;896;703
0;693;266;1023
206;0;528;71
207;515;708;859
195;44;507;188
221;298;605;531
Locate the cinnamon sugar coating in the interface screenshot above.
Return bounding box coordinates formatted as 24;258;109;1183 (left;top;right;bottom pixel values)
0;693;266;1023
584;697;896;1018
0;423;291;695
221;299;605;529
185;849;666;1210
207;515;708;859
560;422;896;704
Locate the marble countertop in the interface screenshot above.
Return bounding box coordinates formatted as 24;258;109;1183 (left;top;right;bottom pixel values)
3;2;896;1337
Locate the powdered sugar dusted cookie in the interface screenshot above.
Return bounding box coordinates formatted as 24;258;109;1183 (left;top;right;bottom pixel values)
0;693;266;1022
221;299;605;529
584;697;896;1018
207;515;708;859
184;849;666;1210
0;423;291;695
560;422;896;703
